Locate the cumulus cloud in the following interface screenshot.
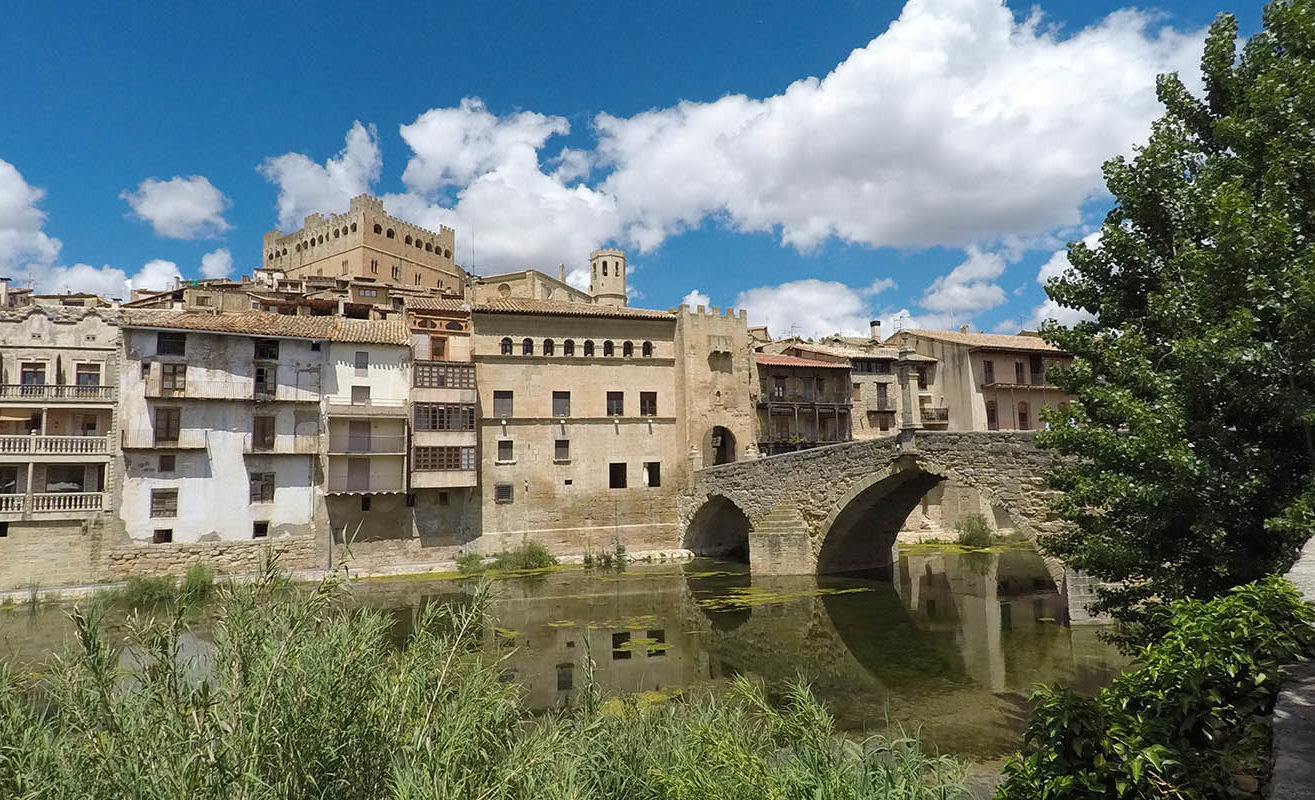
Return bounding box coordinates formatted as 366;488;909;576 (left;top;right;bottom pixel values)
681;289;711;308
259;121;382;231
920;247;1007;314
734;277;896;339
993;231;1102;331
33;259;182;299
0;158;61;277
121;175;231;239
199;248;233;279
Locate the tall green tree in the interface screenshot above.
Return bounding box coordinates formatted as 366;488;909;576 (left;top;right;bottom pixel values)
1037;0;1315;629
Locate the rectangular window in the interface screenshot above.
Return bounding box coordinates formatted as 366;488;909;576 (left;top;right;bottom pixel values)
150;489;178;518
493;390;513;418
351;385;370;405
359;288;378;297
413;446;477;471
252;415;276;450
438;491;449;506
253;365;274;396
249;472;275;504
816;377;826;397
986;401;999;431
554;439;570;461
875;361;891;374
609;462;627;489
253;521;269;538
495;484;514;503
611;631;631;660
254;339;279;360
606;391;624;416
916;368;929;390
0;522;7;538
160;363;186;397
556;663;574;691
647;629;666;657
75;364;102;386
644;461;661;488
429;336;447;360
354;351;369;374
158;454;175;473
772;377;786;400
639;391;657;416
983;360;995;384
157;332;186;356
414;362;475;388
17;362;45;388
154;407;181;445
552;391;571;417
852;383;861;401
497;440;514;462
413;403;475;431
153;528;173;544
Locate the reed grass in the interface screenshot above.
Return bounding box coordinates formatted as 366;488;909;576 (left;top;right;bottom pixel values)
0;562;965;799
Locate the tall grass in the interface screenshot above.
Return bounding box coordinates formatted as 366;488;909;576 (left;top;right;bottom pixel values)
0;564;965;799
458;542;558;574
95;563;215;610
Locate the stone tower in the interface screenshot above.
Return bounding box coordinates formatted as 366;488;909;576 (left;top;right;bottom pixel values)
588;248;627;307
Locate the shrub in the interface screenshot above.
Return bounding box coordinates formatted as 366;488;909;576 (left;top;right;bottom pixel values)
113;575;180;609
997;576;1315;799
456;551;486;574
179;563;214;604
0;566;966;799
489;542;557;571
954;514;993;548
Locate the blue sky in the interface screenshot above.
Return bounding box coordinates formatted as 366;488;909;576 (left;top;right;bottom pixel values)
0;0;1262;337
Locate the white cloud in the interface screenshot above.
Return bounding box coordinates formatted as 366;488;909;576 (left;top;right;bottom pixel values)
121;175;231;239
259;121;382;231
681;289;711;308
734;277;898;339
33;258;182;299
920;247;1007;314
199;248;233;279
880;307;957;334
0;158;61;277
998;231;1101;329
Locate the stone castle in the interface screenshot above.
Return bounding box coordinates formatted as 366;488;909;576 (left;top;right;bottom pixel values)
0;196;1071;590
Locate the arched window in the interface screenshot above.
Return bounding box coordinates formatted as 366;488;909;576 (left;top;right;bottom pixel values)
583;340;595;357
603;340;614;357
500;337;513;355
318;235;324;244
333;229;340;238
642;341;653;357
444;248;451;258
522;338;534;356
622;341;634;357
416;239;423;249
350;223;357;233
543;339;555;356
405;235;413;245
268;252;274;261
295;243;301;252
386;228;395;239
563;339;575;356
425;243;433;252
281;248;287;256
603;262;609;276
445;321;463;331
342;226;349;236
373;224;382;234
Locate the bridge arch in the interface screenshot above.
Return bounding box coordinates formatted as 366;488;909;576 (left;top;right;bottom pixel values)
816;461;946;573
683;494;752;561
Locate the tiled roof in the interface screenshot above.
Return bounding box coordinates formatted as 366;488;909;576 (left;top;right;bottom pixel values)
755;352;851;369
787;341;902;360
474;298;674;320
122;311;410;345
890;329;1066;354
406;296;469;312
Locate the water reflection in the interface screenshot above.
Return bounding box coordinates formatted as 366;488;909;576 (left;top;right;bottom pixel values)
0;547;1127;761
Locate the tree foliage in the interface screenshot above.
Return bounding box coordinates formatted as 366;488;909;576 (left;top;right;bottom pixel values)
1037;0;1315;627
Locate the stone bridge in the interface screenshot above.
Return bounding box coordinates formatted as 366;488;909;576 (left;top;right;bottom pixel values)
680;431;1099;621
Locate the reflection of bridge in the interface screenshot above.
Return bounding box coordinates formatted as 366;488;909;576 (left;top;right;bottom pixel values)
679;431;1100;621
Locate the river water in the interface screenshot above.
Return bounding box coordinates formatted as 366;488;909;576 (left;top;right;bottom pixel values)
0;545;1126;763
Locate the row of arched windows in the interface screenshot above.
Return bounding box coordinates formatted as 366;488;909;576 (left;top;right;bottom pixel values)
371;224;452;258
273;223;361;259
499;338;653;358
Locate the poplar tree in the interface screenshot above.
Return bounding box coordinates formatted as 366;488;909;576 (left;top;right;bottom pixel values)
1036;0;1315;627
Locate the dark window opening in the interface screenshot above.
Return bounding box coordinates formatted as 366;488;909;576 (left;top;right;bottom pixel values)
639;391;657;416
606;391;624;416
644;461;661;488
360;496;371;511
253;521;269;538
157;332;186;356
609;462;627;489
611;631;631;660
647;629;666;656
495;484;514;503
153;529;173;544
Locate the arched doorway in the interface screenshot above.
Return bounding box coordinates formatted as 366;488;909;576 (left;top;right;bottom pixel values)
703;426;737;467
684;495;751;562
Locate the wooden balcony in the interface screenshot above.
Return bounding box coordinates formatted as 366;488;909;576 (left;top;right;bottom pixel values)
243;433;321;454
0;434;113;456
146;381;319;402
327;434;407;454
325;398;409;417
325;475;407;494
920;407;950;423
0;384;115;402
120;429;209;449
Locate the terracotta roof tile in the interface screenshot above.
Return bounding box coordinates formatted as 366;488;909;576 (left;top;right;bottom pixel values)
755;352;851;369
122;311;409;346
406;296;470;312
474;298;674;320
890;329;1066;354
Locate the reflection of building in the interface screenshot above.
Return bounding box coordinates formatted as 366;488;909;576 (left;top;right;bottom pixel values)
0;308;119;588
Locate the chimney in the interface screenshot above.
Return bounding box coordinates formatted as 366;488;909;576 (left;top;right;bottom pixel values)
869;319;881;340
0;277;9;308
959;324;970;334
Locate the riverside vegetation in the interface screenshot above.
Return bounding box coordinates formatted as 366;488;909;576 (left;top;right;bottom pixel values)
0;564;968;800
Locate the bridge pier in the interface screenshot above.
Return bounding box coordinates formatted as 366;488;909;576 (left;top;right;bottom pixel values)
748;503;815;575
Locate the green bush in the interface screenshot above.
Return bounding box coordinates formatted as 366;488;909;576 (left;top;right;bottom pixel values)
997;576;1315;799
179;563;214;604
455;551;486;574
954;514;993;548
0;567;965;799
113;575;180;609
488;542;557;571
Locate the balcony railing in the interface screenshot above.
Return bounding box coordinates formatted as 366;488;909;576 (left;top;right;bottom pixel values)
0;494;23;513
243;433;321;454
327;435;407;454
920;407;950;422
760;391;853;405
325;398;409;416
146;381;319;402
1;492;108;513
0;434;113;455
121;429;209;449
326;476;407;493
0;384;115;401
